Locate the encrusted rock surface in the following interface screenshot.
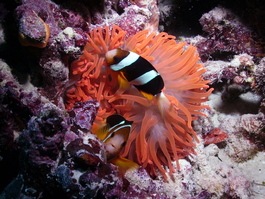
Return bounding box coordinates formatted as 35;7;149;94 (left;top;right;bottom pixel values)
1;0;265;198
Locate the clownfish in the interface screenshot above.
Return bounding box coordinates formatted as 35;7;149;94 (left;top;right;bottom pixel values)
105;48;164;99
105;48;173;117
94;114;139;174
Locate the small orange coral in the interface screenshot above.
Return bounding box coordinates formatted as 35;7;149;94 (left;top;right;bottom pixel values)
64;25;213;179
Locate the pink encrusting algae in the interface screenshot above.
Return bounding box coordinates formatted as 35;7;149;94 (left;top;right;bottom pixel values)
64;25;213;179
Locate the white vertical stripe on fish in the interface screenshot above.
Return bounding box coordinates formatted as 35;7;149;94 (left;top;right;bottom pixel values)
110;51;139;71
130;70;160;85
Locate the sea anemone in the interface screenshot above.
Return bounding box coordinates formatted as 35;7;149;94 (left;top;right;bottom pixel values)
64;25;213;179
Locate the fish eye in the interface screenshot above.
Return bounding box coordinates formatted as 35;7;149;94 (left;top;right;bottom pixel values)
113;56;118;62
114;56;122;63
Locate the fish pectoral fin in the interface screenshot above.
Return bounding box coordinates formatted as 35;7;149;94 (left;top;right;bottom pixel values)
140;90;153;100
110;156;139;174
118;73;130;91
96;124;111;141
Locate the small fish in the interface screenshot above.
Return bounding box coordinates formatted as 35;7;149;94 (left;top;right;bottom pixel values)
105;48;164;100
105;48;172;118
94;114;139;174
101;114;133;160
203;128;228;145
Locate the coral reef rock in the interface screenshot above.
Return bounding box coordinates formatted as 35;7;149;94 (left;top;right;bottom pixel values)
0;0;265;198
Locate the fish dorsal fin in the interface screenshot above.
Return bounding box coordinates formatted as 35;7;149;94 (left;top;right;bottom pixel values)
107;114;125;127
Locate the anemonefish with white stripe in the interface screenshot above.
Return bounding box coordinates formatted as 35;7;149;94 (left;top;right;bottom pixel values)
105;48;173;117
94;114;139;175
106;48;164;98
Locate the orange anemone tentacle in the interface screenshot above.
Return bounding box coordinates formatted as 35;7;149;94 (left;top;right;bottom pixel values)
64;25;213;179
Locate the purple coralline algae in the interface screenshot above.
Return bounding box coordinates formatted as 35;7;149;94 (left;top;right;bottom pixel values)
68;100;99;131
91;0;159;35
15;0;90;98
254;57;265;99
8;0;160;102
1;0;170;197
186;6;265;62
1;0;265;198
0;72;123;198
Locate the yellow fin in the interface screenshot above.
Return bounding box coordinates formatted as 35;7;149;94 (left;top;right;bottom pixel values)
118;73;130;91
110;156;139;175
140;90;153;100
95;124;111;141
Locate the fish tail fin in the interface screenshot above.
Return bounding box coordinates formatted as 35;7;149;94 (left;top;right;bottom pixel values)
110;157;139;176
156;92;193;129
156;92;176;117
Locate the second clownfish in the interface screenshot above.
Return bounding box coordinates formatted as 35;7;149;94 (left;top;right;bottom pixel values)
94;114;139;175
105;48;173;117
